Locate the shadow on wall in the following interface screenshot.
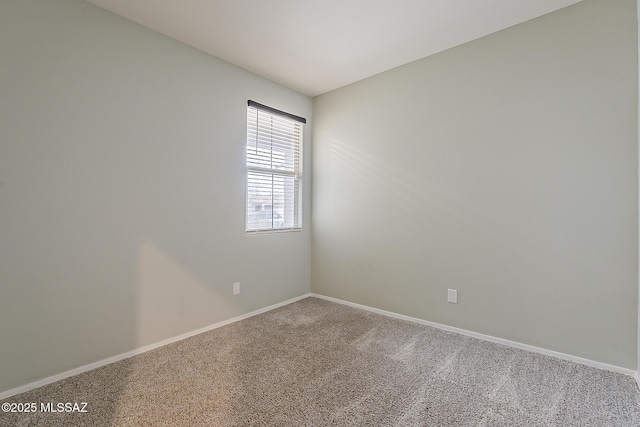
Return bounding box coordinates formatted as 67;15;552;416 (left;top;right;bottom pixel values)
136;241;228;348
0;240;234;426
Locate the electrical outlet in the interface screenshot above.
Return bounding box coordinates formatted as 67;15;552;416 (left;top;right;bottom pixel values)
447;289;457;304
233;282;240;295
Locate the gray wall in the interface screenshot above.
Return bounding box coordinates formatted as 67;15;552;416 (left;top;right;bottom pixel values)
313;0;638;369
0;0;311;393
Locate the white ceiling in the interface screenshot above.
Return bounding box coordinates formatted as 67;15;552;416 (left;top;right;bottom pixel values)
86;0;583;97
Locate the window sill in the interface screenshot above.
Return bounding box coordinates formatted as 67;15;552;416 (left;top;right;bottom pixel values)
245;228;302;236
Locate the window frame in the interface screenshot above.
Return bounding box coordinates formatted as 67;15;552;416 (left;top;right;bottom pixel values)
245;100;305;234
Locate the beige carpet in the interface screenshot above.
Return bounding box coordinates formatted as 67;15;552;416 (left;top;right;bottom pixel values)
1;297;639;426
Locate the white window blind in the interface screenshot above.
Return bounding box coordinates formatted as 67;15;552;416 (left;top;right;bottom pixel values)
246;101;304;232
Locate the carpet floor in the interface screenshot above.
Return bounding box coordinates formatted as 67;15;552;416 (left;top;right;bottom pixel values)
1;297;639;426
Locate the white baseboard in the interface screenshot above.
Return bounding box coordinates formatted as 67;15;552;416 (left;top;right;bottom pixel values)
3;292;636;400
0;293;312;400
311;293;638;378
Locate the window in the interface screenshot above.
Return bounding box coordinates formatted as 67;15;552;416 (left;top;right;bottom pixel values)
246;100;305;232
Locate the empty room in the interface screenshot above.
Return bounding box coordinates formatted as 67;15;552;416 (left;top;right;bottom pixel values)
1;0;639;425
